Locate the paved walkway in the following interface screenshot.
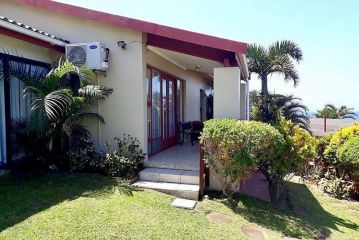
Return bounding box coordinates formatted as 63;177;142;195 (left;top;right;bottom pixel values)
146;143;200;171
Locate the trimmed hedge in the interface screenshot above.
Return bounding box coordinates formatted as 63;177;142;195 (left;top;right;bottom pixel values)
200;119;285;197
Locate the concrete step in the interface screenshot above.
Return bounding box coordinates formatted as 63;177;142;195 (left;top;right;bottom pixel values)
143;160;199;171
139;168;199;185
133;180;199;200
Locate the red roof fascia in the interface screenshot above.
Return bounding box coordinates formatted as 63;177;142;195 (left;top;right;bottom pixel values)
15;0;247;54
147;33;237;64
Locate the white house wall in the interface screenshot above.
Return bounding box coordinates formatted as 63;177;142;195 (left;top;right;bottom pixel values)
0;34;55;64
0;1;147;152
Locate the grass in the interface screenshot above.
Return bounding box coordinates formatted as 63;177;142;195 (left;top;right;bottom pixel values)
0;173;358;239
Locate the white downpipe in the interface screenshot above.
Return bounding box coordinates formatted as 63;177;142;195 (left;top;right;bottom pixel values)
0;20;67;47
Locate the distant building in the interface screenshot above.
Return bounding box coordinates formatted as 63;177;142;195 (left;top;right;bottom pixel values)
310;118;358;136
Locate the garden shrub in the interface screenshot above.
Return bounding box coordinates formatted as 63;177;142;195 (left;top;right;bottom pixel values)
261;118;317;203
336;136;359;180
324;123;359;165
200;119;284;198
318;178;354;200
100;135;146;179
68;135;100;172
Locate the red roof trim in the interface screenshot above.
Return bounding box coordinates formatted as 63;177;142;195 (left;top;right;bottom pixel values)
15;0;247;54
147;33;237;64
0;26;64;52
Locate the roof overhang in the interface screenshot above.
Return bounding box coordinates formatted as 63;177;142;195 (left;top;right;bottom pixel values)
14;0;248;54
0;26;65;52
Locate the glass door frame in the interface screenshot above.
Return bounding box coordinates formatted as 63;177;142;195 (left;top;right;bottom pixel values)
146;65;185;156
0;53;49;168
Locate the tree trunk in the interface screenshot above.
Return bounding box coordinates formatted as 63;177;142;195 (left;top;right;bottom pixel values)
260;75;271;122
261;74;269;96
268;180;281;204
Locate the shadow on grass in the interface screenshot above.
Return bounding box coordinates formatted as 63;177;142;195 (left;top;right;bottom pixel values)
212;182;359;239
0;173;140;232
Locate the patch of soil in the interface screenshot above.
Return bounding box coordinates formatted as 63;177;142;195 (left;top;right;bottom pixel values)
206;212;231;224
241;226;267;240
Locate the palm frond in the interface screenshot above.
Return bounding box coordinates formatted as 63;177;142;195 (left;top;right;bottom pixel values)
247;44;268;76
71;112;105;123
268;40;303;62
269;55;299;86
78;85;113;106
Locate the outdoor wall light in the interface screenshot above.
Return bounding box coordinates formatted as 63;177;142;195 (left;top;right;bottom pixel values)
117;40;127;50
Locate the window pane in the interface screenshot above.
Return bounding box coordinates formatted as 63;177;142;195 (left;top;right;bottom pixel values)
177;80;184;123
9;62;47;121
168;80;175;137
162;78;167;139
151;70;161;139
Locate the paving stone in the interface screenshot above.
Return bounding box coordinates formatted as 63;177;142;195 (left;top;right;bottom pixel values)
241;226;267;240
207;212;231;224
172;198;197;209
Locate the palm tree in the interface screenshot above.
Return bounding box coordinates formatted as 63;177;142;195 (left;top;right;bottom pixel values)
10;60;113;167
316;104;357;119
250;91;310;131
247;40;303;120
337;105;357;119
271;94;310;131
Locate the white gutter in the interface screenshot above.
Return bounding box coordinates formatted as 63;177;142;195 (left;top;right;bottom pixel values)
0;20;67;47
236;53;249;80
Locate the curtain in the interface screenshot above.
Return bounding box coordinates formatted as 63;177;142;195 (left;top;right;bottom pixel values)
10;75;30;120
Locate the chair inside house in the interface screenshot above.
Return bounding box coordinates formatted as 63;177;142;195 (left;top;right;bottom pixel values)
180;121;204;146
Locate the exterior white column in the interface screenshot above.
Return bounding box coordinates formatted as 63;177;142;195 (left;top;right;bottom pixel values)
240;81;247;120
246;80;250;120
213;67;241;119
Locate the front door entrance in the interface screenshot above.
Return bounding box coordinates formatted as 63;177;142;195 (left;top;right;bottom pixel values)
147;67;184;155
161;75;177;149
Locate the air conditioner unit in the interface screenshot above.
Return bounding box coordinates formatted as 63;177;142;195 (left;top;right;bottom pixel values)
65;42;109;71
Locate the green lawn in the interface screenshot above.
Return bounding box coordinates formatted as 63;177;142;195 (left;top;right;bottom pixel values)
0;174;358;240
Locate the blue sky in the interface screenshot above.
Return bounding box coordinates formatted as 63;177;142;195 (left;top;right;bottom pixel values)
56;0;359;112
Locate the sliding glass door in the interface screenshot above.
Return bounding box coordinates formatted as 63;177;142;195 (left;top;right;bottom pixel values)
0;53;49;167
147;66;184;155
0;60;6;166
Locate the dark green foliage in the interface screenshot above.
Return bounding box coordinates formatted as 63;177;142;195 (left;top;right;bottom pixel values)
10;60;113;171
318;178;354;200
250;90;310;131
99;135;146;178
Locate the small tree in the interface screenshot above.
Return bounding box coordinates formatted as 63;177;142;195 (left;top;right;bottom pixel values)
260;118;317;203
200;119;284;198
11;60;113;169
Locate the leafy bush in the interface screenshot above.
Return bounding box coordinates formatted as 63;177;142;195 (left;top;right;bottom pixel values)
336;135;359;166
260;118;317;203
100;135;146;179
68;135;99;172
316;134;332;158
324;123;359;165
200;119;284;198
336;136;359;179
318;178;354;200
